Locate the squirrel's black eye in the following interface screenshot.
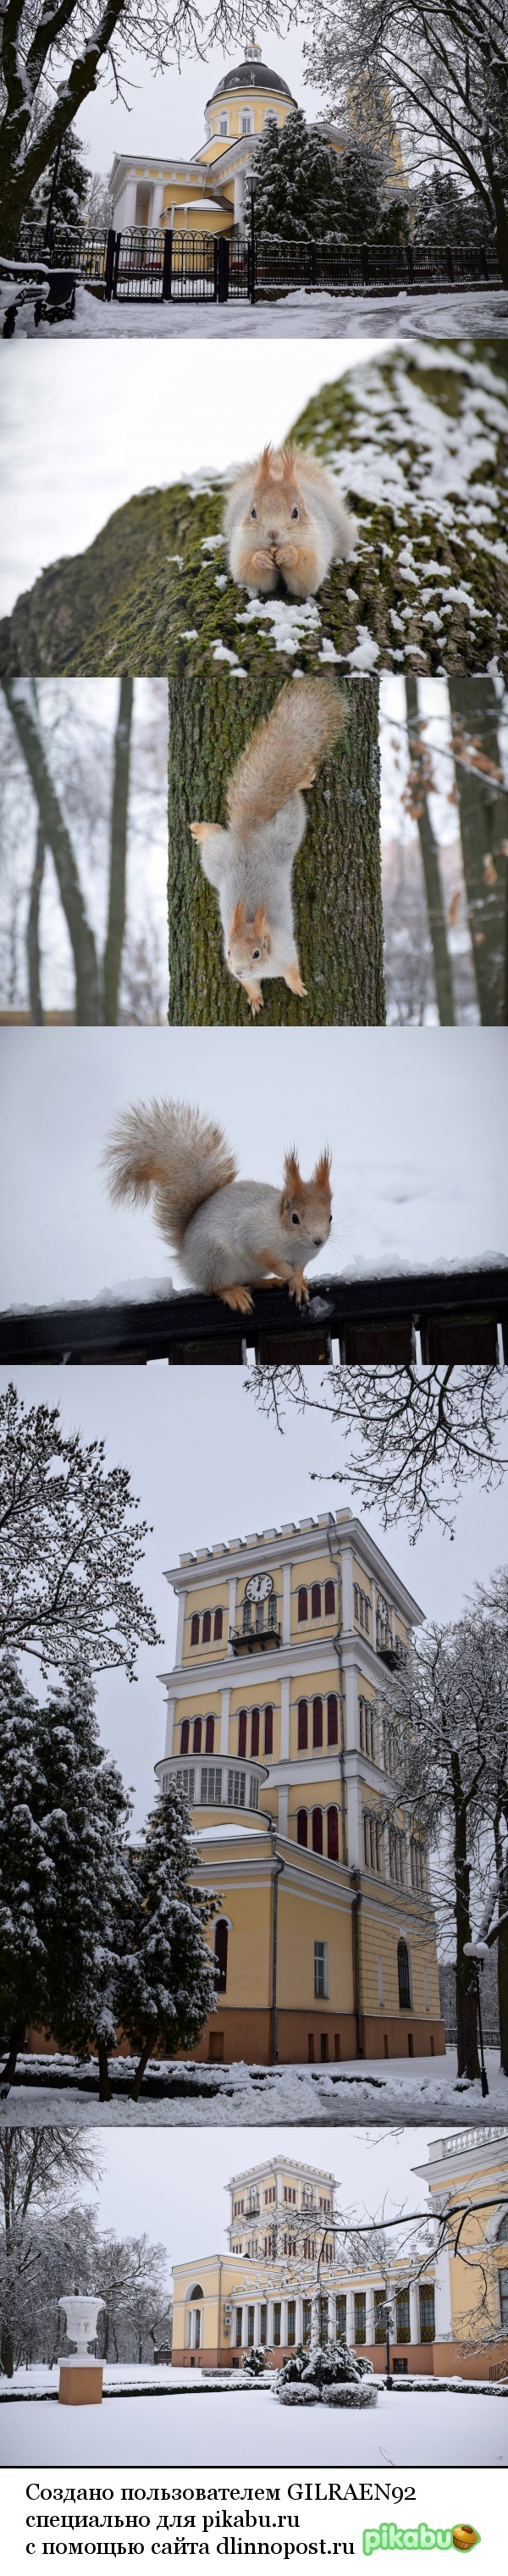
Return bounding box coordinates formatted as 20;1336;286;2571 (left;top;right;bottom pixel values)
251;507;257;520
252;948;260;960
290;507;299;520
291;1211;301;1226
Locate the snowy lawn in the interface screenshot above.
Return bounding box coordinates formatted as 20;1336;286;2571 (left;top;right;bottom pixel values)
3;2048;507;2127
1;2380;506;2468
7;282;508;340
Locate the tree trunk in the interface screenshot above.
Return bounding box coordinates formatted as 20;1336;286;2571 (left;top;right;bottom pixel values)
130;2037;154;2102
168;673;384;1025
103;677;134;1025
497;1893;508;2078
454;1798;480;2079
27;816;45;1023
0;2023;26;2092
97;2040;112;2103
1;682;101;1022
448;677;508;1025
405;677;456;1025
0;2315;14;2379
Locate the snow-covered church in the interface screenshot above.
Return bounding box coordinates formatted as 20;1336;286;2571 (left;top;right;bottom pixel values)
109;36;406;240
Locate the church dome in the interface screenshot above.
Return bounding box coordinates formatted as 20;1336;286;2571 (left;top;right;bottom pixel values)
206;40;294;112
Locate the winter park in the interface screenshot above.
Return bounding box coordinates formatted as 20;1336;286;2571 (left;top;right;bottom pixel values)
1;2123;508;2466
1;19;507;338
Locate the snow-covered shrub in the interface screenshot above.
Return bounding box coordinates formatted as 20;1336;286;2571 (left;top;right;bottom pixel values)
323;2380;378;2408
278;2384;322;2407
241;2347;268;2377
276;2341;371;2403
276;2344;308;2385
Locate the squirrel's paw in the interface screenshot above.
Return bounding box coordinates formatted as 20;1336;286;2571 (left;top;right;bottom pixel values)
289;1274;310;1307
274;544;298;570
220;1285;254;1315
251;549;277;572
284;965;307;999
245;982;263;1015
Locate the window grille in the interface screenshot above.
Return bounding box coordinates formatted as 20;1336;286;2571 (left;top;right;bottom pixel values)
335;2297;346;2340
175;1766;195;1803
314;1939;327;1998
228;1767;246;1807
354;2294;366;2344
419;2287;435;2342
395;2291;411;2343
273;2303;281;2346
201;1766;222;1806
397;1938;411;2009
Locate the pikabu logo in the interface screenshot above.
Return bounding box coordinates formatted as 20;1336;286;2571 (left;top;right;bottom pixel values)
362;2526;480;2557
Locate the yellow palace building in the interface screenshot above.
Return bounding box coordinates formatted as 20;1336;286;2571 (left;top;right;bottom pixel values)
171;2131;508;2379
109;36;406;240
156;1508;444;2065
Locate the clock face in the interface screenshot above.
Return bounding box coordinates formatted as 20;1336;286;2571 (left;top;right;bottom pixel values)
245;1573;273;1602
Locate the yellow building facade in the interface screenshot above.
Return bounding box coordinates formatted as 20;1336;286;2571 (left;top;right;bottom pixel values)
171;2134;508;2379
109;38;406;240
156;1509;444;2065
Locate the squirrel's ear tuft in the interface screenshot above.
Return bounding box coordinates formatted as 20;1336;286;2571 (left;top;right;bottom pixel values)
313;1149;332;1196
284;1147;302;1198
252;904;269;939
254;445;273;489
230;899;246;935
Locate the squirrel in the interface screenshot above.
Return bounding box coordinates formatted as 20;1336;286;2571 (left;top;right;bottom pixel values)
102;1100;332;1316
224;443;356;600
190;677;348;1015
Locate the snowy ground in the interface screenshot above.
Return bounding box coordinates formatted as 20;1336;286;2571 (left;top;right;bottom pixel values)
3;2048;507;2128
1;2376;506;2468
7;282;508;340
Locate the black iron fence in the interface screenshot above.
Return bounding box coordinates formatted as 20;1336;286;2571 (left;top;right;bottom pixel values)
1;1264;505;1368
15;224;501;305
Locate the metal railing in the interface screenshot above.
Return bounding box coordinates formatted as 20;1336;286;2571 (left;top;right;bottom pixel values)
1;1263;505;1368
14;224;501;305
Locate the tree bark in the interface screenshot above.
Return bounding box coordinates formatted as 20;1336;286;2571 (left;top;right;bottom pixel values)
448;677;508;1025
453;1785;480;2080
405;676;456;1025
27;816;45;1024
103;677;134;1025
168;673;384;1025
0;2315;14;2379
97;2040;112;2103
130;2037;154;2103
1;681;101;1021
0;2022;26;2092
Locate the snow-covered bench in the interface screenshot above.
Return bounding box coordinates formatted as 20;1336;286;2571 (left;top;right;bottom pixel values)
0;256;77;335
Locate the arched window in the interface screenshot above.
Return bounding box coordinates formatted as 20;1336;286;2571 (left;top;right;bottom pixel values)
298;1699;308;1750
190;1614;200;1646
251;1707;260;1758
202;1610;212;1644
495;2214;508;2243
327;1694;338;1748
193;1718;202;1755
205;1715;214;1754
312;1809;323;1855
312;1697;323;1750
238;1710;247;1757
296;1810;308;1847
180;1719;190;1755
213;1608;224;1641
214;1921;229;1992
328;1806;339;1862
264;1705;273;1756
311;1584;321;1619
397;1939;411;2010
297;1587;307;1622
324;1580;335;1617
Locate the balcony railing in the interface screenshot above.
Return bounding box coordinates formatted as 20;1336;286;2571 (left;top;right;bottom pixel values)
229;1621;282;1655
155;1751;269;1817
2;1263;505;1365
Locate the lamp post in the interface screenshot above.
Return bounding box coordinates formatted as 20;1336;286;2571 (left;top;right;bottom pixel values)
245;169;258;307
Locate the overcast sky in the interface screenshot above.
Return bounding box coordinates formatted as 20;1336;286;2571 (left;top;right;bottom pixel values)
0;340;387;616
3;1358;507;1831
1;1028;505;1318
69;2123;443;2262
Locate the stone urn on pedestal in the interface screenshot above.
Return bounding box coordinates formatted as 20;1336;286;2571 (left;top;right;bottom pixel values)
58;2294;105;2406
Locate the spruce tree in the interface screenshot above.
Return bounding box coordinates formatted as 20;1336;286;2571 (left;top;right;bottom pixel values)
0;1656;130;2099
0;1660;56;2089
414;169;489;249
118;1781;219;2100
253;108;345;240
25;131;91;234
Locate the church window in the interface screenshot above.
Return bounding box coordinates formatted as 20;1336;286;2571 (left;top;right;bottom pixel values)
190;1613;200;1645
251;1706;260;1757
327;1806;339;1861
354;2294;366;2343
298;1699;308;1750
238;1710;247;1755
202;1610;212;1643
324;1580;335;1616
363;1811;382;1872
180;1719;190;1755
327;1694;339;1747
312;1808;323;1855
192;1717;202;1755
296;1809;307;1846
314;1939;328;1998
297;1586;307;1622
312;1697;323;1749
213;1607;224;1640
311;1583;321;1618
205;1715;215;1753
390;1827;406;1887
264;1704;273;1755
218;117;228;135
335;2296;346;2340
420;2287;435;2341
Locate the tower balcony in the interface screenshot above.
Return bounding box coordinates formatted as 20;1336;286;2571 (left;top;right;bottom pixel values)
229;1611;282;1655
155;1750;270;1822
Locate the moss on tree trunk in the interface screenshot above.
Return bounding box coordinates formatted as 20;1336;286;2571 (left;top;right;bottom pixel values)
1;345;506;682
168;672;384;1025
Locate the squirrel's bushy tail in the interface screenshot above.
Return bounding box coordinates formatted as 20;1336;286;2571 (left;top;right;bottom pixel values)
226;679;348;837
102;1099;237;1252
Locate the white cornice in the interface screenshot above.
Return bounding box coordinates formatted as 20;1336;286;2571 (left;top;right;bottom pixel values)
158;1627;402;1699
163;1517;423;1628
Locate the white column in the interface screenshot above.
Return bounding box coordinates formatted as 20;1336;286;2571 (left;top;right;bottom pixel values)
278;1785;288;1835
220;1689;230;1755
228;1577;237;1645
234;169;246;225
345;2287;356;2351
433;2231;452;2338
365;2285;375;2348
347;1769;363;1868
344;1663;358;1753
341;1547;354;1632
280;1674;290;1760
121;179;138;228
295;2296;303;2347
175;1594;186;1664
370;1578;377;1646
241;2303;249;2347
283;1562;291;1645
151;181;165;226
409;2280;420;2347
164;1696;175;1756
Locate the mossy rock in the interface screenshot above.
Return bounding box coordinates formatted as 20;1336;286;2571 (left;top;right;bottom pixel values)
1;342;506;679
